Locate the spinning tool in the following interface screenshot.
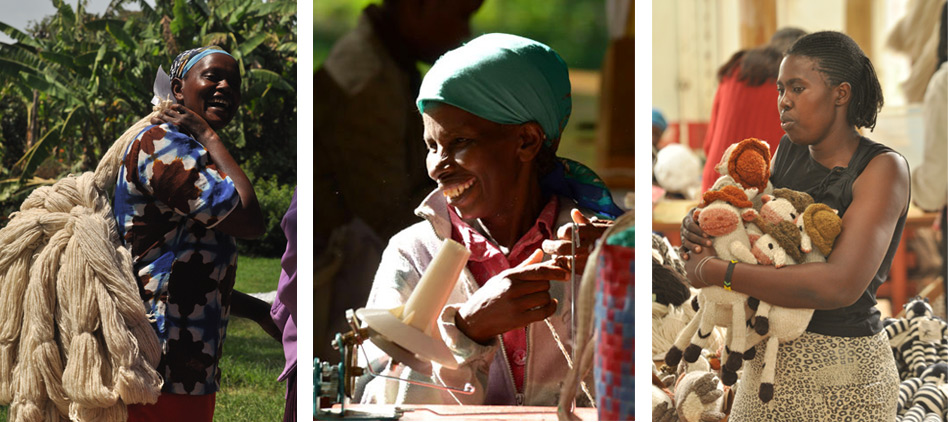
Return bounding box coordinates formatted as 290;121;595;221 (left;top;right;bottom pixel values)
315;239;476;420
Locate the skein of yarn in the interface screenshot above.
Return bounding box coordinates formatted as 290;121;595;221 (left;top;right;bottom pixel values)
0;101;170;422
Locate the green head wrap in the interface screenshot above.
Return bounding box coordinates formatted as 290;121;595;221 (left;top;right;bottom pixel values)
417;33;571;145
416;33;623;218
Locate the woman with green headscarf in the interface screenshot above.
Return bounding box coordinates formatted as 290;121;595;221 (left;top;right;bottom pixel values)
360;33;621;406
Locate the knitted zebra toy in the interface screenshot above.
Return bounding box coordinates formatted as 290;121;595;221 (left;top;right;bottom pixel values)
885;297;948;379
897;363;948;422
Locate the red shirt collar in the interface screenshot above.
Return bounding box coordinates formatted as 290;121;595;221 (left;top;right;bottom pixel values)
449;196;559;263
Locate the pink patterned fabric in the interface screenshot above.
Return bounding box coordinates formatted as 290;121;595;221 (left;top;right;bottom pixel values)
448;196;559;392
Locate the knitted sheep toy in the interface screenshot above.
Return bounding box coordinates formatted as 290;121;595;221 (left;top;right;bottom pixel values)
886;297;948;379
797;203;842;261
665;185;759;382
749;198;835;336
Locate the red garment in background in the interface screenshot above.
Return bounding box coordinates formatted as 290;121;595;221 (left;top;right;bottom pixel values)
449;197;559;394
701;67;785;193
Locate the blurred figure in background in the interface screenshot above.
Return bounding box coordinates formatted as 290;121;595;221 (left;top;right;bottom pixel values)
908;2;947;309
271;191;297;422
700;27;806;194
886;0;946;103
652;108;702;201
314;0;482;362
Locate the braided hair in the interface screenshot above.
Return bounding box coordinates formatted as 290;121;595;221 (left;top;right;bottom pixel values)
786;31;884;131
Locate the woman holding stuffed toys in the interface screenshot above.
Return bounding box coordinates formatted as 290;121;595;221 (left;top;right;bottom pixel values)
679;31;910;420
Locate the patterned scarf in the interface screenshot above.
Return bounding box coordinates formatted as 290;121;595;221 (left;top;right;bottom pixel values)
152;46;234;105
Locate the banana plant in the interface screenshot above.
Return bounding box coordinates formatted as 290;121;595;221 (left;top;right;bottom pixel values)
0;0;296;227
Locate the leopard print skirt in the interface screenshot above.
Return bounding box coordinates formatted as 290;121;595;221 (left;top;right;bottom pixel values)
730;330;899;421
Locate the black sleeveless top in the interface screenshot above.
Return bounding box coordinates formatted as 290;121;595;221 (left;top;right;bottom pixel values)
770;135;909;337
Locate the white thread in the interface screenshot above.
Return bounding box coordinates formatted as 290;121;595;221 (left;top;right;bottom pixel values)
0;102;170;421
543;318;594;405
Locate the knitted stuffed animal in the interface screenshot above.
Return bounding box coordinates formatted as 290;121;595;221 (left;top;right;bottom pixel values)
748;200;839;336
750;220;804;269
652;364;679;422
757;189;814;228
898;363;948;416
652;383;679;422
898;363;948;422
713;138;774;209
665;185;758;380
741;207;841;403
673;355;727;422
886;297;948;378
797;203;842;261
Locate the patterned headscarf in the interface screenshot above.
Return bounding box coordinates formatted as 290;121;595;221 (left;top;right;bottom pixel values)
417;33;623;218
152;46;234;105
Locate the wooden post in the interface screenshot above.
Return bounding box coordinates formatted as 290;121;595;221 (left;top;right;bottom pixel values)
845;0;873;60
596;3;635;190
739;0;777;49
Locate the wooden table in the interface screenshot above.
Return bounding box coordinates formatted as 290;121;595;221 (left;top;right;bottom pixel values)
322;404;599;421
651;199;699;247
650;198;940;311
885;209;939;311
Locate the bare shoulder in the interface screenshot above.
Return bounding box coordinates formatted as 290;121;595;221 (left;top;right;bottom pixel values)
853;151;910;210
860;151;909;186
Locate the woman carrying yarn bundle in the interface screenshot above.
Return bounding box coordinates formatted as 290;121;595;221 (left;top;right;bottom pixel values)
114;46;280;421
360;33;621;405
680;31;909;420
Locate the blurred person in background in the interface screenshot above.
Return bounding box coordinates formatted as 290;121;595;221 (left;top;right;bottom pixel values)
314;0;483;362
700;27;806;194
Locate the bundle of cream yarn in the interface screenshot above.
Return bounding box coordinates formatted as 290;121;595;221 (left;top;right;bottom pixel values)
0;101;171;421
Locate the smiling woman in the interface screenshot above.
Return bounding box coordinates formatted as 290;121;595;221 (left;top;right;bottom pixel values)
359;33;622;406
173;53;242;131
113;46;280;422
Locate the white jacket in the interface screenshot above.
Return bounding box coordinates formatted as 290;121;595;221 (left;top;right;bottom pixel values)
359;189;591;406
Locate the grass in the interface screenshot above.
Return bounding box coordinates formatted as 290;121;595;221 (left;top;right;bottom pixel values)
0;256;286;421
216;255;286;421
235;255;284;293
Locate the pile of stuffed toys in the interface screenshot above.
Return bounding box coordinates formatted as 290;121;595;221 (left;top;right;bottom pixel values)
652;138;846;421
886;296;948;421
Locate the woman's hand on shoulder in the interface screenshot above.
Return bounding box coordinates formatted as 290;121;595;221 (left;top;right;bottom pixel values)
679;207;712;260
542;209;612;274
151;104;217;147
455;249;569;344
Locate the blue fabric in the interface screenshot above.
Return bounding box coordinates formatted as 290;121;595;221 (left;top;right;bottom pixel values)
171;46;233;80
652;108;667;132
417;33;623;218
114;123;240;395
